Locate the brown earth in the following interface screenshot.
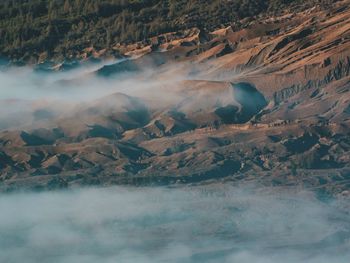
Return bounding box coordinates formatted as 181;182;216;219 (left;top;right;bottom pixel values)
0;1;350;194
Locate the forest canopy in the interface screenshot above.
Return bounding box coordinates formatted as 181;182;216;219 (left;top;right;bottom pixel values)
0;0;330;62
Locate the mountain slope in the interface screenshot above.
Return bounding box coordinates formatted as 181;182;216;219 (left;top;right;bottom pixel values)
0;0;336;63
0;0;350;194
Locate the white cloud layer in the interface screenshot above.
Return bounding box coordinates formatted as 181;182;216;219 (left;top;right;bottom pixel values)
0;186;349;263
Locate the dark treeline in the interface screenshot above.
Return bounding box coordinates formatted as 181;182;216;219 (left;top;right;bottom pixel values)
0;0;332;62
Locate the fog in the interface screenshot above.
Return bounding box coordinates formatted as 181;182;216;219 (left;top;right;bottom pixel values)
0;60;148;101
1;186;349;263
0;59;190;130
0;57;243;133
0;57;191;102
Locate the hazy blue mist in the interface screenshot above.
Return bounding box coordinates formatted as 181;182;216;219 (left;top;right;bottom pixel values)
1;186;349;263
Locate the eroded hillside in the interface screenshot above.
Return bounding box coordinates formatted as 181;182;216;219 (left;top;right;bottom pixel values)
0;0;349;194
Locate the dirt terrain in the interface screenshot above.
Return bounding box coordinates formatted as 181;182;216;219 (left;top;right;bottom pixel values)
0;0;349;194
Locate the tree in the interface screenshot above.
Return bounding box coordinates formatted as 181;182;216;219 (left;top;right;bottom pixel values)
64;0;71;13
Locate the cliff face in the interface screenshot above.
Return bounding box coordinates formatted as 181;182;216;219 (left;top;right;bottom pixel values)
0;1;350;194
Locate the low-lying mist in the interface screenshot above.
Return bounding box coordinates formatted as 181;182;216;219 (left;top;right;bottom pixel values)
1;186;349;263
0;59;164;102
0;59;189;130
0;58;247;133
